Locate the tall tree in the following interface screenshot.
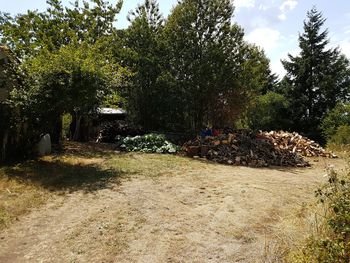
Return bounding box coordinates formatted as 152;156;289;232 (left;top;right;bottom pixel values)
0;0;127;144
22;41;126;142
282;7;350;139
163;0;270;131
123;0;164;130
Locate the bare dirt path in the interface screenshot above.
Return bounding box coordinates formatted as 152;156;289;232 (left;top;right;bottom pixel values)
0;155;345;263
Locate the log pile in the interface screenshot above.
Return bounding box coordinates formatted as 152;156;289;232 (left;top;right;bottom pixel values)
183;130;337;167
183;130;310;167
260;131;337;158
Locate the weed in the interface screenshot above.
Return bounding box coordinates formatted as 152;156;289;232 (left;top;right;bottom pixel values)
289;166;350;262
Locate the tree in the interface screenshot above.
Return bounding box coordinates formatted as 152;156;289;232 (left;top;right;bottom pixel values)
23;41;126;142
321;103;350;140
162;0;271;131
0;0;127;145
282;7;350;139
244;92;291;131
0;46;24;161
0;0;123;59
123;0;164;130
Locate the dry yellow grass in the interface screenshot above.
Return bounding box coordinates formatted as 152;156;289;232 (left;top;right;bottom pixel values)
0;143;119;229
0;142;196;230
0;141;347;262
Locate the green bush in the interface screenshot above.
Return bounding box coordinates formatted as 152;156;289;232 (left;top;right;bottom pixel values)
62;113;72;139
120;133;180;154
321;103;350;140
329;125;350;146
245;92;291;131
294;169;350;263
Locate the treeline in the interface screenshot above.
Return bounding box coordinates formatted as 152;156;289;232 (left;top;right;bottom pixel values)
243;8;350;144
0;1;349;160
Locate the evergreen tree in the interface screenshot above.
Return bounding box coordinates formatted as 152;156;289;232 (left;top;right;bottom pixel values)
282;7;350;139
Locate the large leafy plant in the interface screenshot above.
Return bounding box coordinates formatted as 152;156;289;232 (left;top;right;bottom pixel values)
120;133;179;154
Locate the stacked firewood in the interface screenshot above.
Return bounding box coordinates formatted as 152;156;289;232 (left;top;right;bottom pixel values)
183;130;310;167
260;131;337;158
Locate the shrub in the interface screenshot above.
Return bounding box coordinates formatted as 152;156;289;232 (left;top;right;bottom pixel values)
245;92;291;131
329;125;350;146
120;133;180;154
321;103;350;140
293;168;350;262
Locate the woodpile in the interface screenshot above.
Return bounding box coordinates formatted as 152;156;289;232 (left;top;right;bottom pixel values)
260;131;337;158
182;130;310;167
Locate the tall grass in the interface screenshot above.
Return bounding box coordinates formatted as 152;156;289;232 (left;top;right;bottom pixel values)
289;165;350;262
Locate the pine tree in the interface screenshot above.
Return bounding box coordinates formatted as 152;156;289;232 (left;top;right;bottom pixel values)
282;7;350;139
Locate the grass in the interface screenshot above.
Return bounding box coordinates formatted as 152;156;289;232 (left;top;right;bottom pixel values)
327;143;350;159
0;142;118;229
0;141;194;230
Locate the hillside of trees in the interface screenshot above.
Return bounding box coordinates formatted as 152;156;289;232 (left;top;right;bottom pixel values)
0;0;349;161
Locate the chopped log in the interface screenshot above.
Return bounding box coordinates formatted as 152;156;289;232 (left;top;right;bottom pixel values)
182;129;336;168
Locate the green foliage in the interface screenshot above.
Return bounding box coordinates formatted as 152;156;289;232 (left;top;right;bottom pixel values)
120;133;180;154
329;125;350;146
24;41;128;141
321;103;350;140
297;169;350;262
0;0;129;155
62;113;72;139
0;0;123;59
245;92;291;131
122;0;164;130
25;41;122;114
160;0;271;130
281;7;350;139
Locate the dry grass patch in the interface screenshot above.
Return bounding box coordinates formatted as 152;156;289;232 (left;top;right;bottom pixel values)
0;142;196;230
0;175;50;228
0;143;124;230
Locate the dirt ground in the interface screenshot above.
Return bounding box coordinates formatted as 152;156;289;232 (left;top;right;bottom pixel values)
0;145;347;263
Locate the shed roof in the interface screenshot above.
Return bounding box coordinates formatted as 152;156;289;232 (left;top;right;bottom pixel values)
96;107;126;115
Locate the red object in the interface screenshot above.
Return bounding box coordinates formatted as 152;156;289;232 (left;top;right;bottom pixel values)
212;129;220;136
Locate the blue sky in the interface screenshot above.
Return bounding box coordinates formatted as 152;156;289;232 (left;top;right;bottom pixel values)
1;0;350;77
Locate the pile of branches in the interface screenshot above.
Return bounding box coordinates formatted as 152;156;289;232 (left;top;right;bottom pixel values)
96;120;144;143
182;130;310;167
260;131;337;158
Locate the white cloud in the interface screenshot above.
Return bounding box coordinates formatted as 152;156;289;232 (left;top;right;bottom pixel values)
278;0;297;21
234;0;255;11
339;40;350;58
280;0;297;12
271;60;286;78
258;4;268;11
329;37;350;58
245;27;281;52
278;13;287;21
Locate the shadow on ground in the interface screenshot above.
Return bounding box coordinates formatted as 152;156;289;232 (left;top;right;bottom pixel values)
2;159;123;193
60;142;118;159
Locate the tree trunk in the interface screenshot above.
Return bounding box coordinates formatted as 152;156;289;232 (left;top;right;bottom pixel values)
51;116;62;144
73;114;82;142
1;130;8;163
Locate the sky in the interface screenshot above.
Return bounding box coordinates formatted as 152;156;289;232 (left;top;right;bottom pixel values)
1;0;350;77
